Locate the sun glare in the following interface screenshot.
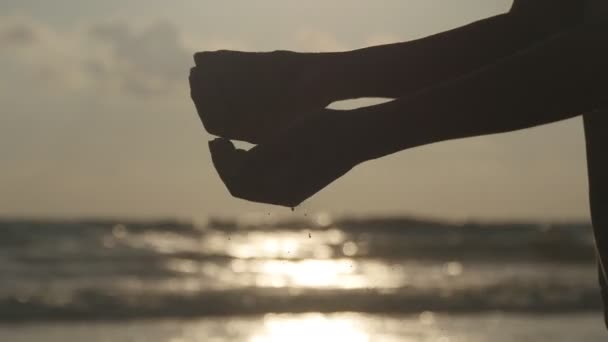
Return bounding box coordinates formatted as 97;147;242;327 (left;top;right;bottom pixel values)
250;314;370;342
259;259;366;288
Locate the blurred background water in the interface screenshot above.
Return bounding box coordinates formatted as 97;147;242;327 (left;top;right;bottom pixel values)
0;214;605;341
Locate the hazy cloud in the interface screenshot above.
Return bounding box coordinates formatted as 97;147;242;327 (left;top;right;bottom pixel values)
0;16;193;97
0;22;38;46
1;15;401;97
87;20;192;96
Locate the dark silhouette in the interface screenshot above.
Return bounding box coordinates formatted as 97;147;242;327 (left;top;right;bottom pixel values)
190;0;608;327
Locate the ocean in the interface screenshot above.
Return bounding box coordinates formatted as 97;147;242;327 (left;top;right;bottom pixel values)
0;214;606;341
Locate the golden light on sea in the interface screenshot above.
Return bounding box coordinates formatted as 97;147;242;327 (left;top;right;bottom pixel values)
250;314;370;342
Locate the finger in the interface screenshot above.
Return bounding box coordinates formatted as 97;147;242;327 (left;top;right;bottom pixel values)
190;65;239;139
194;50;235;69
194;51;219;68
189;67;203;104
189;68;212;131
209;138;245;196
190;67;227;137
193;52;207;67
208;140;288;206
189;67;215;102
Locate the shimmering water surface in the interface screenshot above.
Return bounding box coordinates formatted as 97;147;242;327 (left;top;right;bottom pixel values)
0;215;605;340
1;313;605;342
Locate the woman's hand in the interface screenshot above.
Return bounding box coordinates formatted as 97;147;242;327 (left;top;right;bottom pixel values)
190;51;333;144
209;108;362;207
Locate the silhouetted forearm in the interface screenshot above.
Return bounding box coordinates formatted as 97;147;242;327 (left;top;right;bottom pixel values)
584;109;608;329
339;24;607;163
318;2;585;100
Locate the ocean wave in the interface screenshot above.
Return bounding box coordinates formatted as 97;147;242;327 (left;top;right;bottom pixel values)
0;217;600;322
0;282;602;322
0;218;596;263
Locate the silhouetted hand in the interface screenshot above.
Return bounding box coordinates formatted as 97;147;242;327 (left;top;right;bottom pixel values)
190;51;332;144
209;108;361;207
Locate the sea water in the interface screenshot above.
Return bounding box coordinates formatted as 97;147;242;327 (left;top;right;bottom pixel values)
0;216;605;341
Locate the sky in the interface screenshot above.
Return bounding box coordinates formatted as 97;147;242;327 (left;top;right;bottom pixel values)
0;0;592;223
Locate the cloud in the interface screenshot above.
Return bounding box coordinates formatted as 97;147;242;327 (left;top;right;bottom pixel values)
1;15;405;98
87;20;192;96
0;17;87;91
0;22;38;45
0;16;50;47
0;16;194;97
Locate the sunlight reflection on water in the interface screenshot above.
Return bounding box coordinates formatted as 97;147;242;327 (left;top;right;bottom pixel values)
257;259;365;288
223;229;346;259
2;313;604;342
138;226;461;292
250;313;370;342
2;218;606;341
107;217;601;320
157;257;406;290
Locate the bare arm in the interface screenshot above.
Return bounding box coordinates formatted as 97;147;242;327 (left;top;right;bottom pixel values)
584;109;608;329
190;0;586;145
317;0;586;100
209;22;608;207
349;24;607;163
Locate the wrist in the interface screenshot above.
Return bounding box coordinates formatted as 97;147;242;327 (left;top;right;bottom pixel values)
310;51;357;102
304;49;375;102
342;104;400;163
